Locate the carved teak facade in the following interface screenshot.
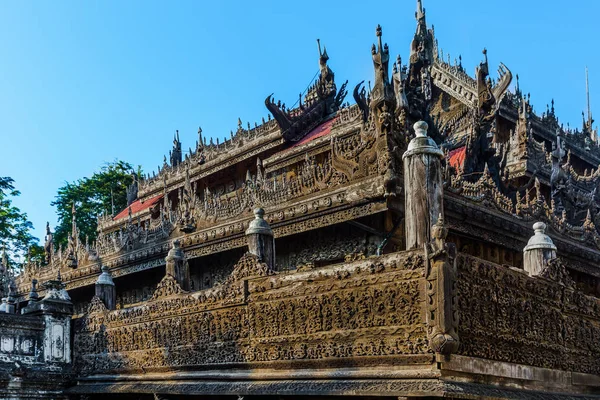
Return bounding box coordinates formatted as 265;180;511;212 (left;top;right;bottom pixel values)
2;2;600;399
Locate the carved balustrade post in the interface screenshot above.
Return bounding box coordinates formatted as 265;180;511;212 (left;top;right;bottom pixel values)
20;279;40;314
165;239;190;291
0;279;18;314
245;208;275;270
95;266;116;310
425;217;459;355
523;222;556;277
403;121;444;250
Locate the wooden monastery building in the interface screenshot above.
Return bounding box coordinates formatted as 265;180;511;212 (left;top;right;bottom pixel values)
1;1;600;399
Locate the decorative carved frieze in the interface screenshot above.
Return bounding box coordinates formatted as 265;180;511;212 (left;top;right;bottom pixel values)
73;251;428;375
456;254;600;375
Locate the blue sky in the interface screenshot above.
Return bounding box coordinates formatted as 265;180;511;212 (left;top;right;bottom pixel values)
0;0;598;243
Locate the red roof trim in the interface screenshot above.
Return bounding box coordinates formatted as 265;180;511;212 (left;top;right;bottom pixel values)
448;146;466;172
288;117;338;150
113;194;163;221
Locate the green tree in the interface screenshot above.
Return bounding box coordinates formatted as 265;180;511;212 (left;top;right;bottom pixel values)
0;177;39;271
28;243;46;265
52;160;139;248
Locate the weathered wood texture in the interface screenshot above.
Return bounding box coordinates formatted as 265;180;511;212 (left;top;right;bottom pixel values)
73;251;428;375
404;153;443;250
456;254;600;375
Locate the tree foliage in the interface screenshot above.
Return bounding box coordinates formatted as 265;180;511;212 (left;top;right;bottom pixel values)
52;160;139;248
0;177;39;270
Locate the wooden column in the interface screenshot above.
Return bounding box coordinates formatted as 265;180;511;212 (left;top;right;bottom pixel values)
403;121;444;250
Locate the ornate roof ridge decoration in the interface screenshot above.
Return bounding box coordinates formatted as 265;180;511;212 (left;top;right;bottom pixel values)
265;42;348;143
501;86;600;166
446;162;514;214
444;145;600;251
513;179;600;248
430;61;477;107
132;118;281;202
19;205;100;287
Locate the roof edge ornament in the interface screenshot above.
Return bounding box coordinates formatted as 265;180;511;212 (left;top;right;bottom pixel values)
265;41;348;143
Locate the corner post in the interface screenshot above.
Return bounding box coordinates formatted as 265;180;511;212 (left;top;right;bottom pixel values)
403;121;444;250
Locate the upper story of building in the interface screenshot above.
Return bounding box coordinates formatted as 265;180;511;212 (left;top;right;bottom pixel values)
13;0;600;303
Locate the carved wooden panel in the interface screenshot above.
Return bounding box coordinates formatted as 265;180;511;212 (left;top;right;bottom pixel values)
456;254;600;374
73;252;427;375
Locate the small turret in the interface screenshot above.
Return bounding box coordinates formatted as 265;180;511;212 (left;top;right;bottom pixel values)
95;266;116;310
165;239;190;291
523;222;556;277
245;208;275;270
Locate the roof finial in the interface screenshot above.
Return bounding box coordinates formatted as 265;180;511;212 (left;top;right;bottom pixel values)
111;188;115;216
376;24;383;53
416;0;425;22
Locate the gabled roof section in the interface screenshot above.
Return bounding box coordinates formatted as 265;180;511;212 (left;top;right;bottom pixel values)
113;194;163;221
265;42;347;143
289;117;337;149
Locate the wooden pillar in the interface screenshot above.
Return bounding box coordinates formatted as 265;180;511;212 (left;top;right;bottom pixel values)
166;239;190;291
245;208;275;269
95;266;116;310
523;222;556;276
403;121;444;250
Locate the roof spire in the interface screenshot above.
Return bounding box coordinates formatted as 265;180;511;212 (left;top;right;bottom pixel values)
409;0;434;82
111;188;115;216
586;66;593;127
71;202;77;237
197;127;203;150
369;25;392;109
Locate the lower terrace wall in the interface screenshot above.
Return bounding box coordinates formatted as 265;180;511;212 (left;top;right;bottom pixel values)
0;309;72;399
73;251;430;376
456;254;600;375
